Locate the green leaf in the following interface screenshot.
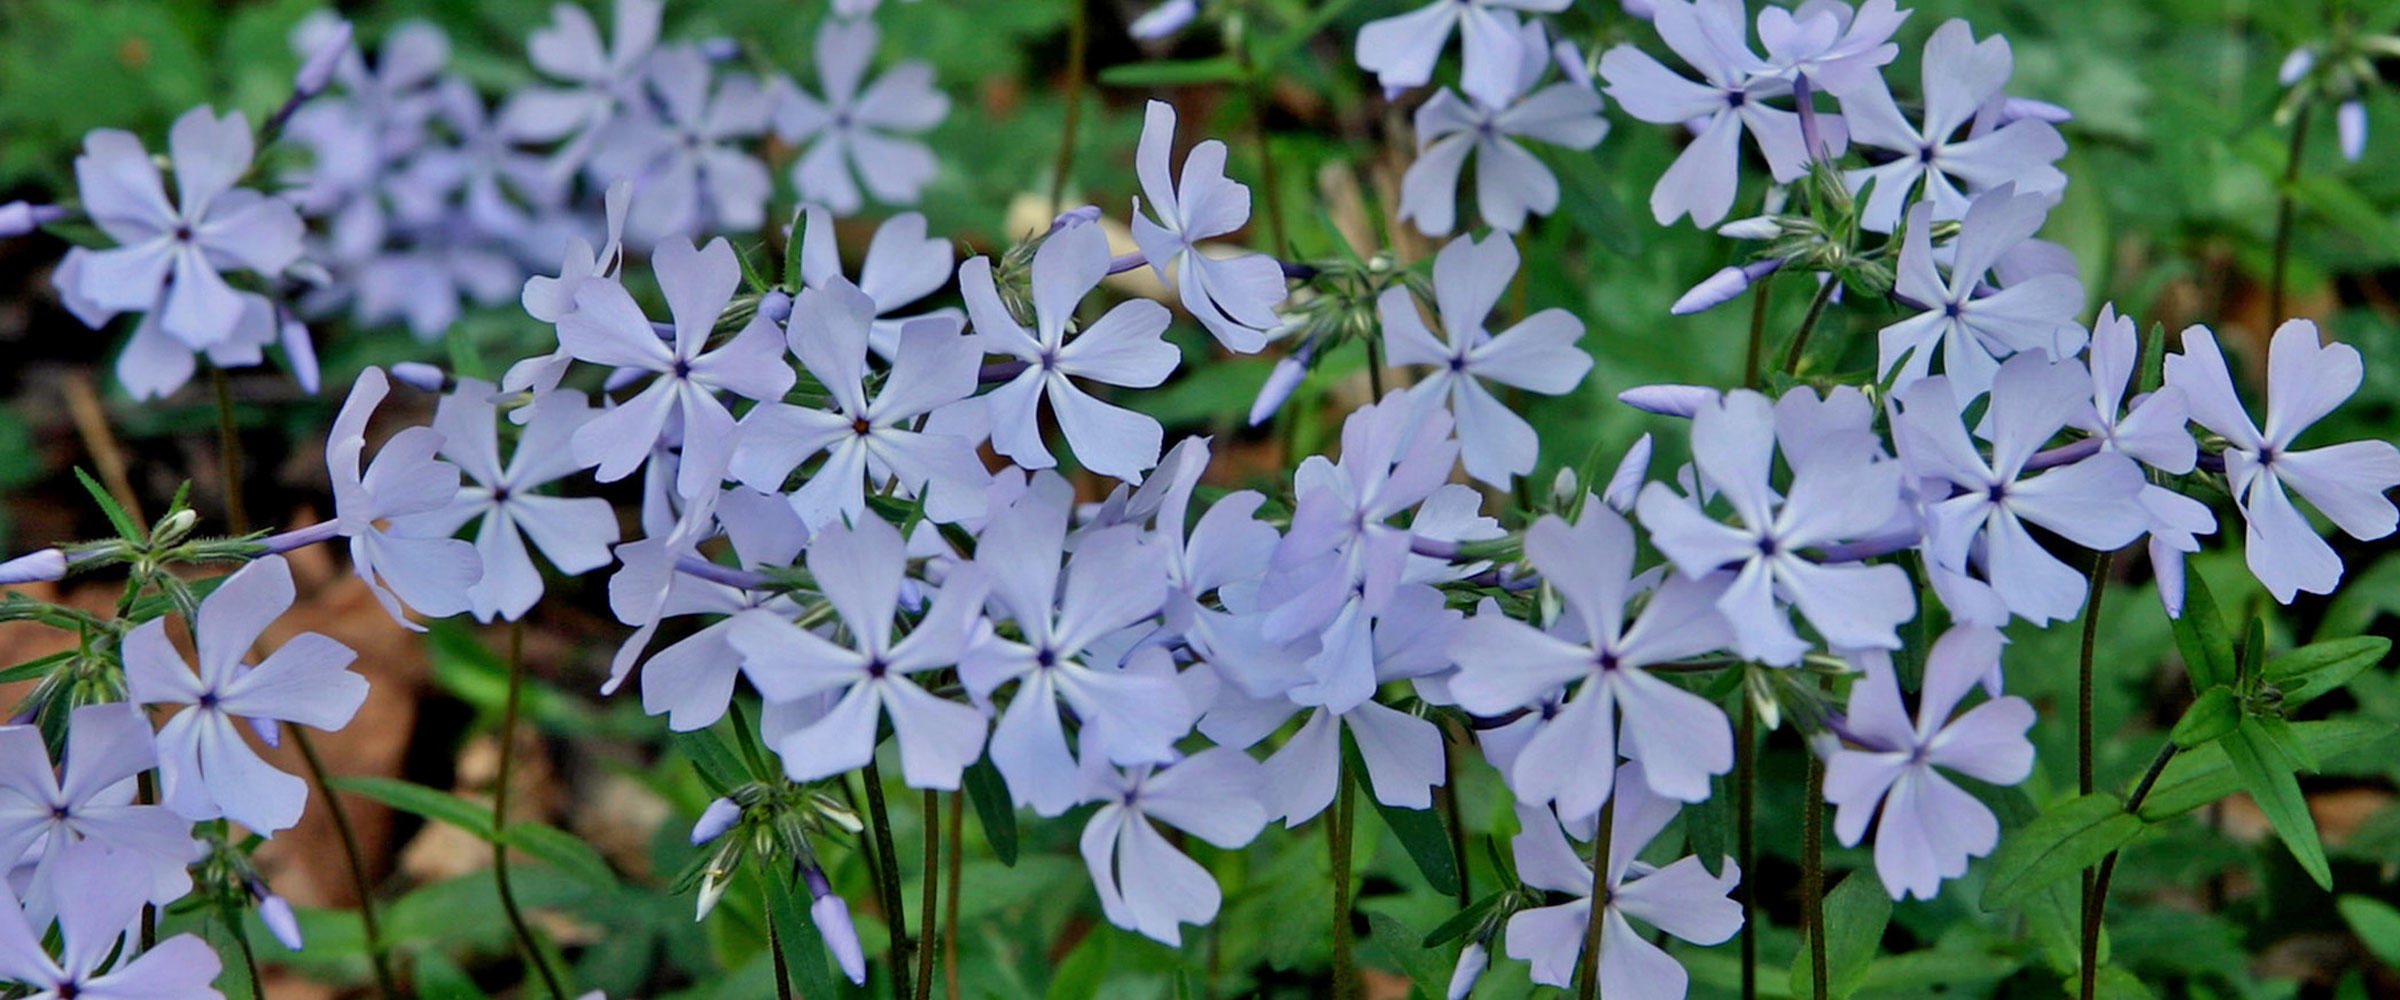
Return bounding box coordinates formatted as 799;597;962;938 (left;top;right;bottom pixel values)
500;822;618;891
2338;895;2400;968
2170;571;2236;690
1980;793;2144;910
2092;965;2159;1000
964;757;1019;866
0;650;75;685
763;863;841;1000
1789;870;1891;999
2265;636;2391;709
1372;797;1462;899
672;726;754;795
329;777;496;840
2169;686;2241;750
2222;719;2331;889
1361;909;1450;999
73;468;143;544
1420;891;1505;948
2141;718;2399;820
1042;926;1111;1000
782;205;808;287
1097;57;1242;87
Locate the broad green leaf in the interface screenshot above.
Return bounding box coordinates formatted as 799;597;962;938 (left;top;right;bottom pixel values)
1097;58;1241;87
2169;685;2241;749
965;757;1019;866
2141;718;2399;820
1981;793;2144;910
2169;571;2236;690
671;727;754;795
1790;870;1891;999
501;822;620;891
2222;720;2331;889
2338;895;2400;968
329;777;496;840
1361;909;1448;1000
2264;636;2391;709
2093;966;2159;1000
1043;925;1111;1000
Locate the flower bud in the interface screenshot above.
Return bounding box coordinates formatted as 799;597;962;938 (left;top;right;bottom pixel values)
757;289;794;324
1551;40;1592;89
152;508;198;547
1714;216;1782;241
295;19;353;98
0;202;66;238
1446;942;1488;1000
389;362;449;393
1603;434;1653;513
1993;96;2072;127
2339;99;2368;162
698;37;741;62
258;893;305;951
813;894;869;985
1548;467;1578;510
2279;47;2315;87
1616;383;1717;418
1670;259;1782;315
1130;0;1199;40
691;797;742;846
1248;356;1309;426
0;549;67;586
1046;205;1102;235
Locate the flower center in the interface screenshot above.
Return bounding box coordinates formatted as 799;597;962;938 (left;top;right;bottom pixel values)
852;417;872;436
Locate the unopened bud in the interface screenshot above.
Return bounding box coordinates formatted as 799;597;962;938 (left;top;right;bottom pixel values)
1603;434;1653;513
0;202;66;238
1130;0;1199;40
153;509;198;547
1714;216;1782;241
0;549;66;586
1248;356;1309;426
1993;96;2073;127
2339;99;2368;162
1670;258;1782;315
1616;383;1717;418
295;20;353;97
1447;942;1488;1000
1548;467;1578;510
2279;47;2315;87
698;37;741;62
1046;205;1103;235
691;797;742;846
757;289;793;324
258;893;305;951
813;893;868;985
389;362;449;392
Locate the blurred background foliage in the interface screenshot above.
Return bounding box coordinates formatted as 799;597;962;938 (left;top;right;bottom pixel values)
2;0;2400;997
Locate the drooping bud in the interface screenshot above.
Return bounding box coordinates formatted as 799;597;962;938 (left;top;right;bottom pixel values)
0;202;66;238
1603;434;1654;513
1714;215;1782;241
691;797;742;846
1616;383;1718;418
2279;47;2316;86
1446;942;1488;1000
1670;259;1783;315
294;19;353;98
258;893;305;951
0;549;67;586
2339;99;2368;162
1248;355;1310;426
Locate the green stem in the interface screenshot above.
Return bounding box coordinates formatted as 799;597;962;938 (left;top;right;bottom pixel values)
1575;797;1617;1000
1441;735;1471;908
2076;552;2111;1000
915;789;940;1000
1804;753;1828;1000
1736;695;1758;1000
1781;278;1838;376
210;367;247;535
1365;332;1387;400
862;759;914;1000
2268;102;2313;326
228;905;267;1000
2082;742;2179;1000
292;729;401;1000
1047;0;1089;216
763;871;797;1000
1329;755;1358;1000
944;790;964;1000
1742;279;1774;389
496;621;568;1000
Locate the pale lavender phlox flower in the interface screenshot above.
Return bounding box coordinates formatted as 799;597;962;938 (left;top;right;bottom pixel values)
55;255;285;401
2071;306;2216;613
1353;0;1571;109
1399;74;1608;237
732;281;990;528
1503;765;1741;995
510;182;633;400
1131;101;1286;353
65;106;305;350
281;15;449;213
123;556;369;835
1140;439;1292;700
1824;626;2034;900
1600;0;1818;227
0;842;223;1000
2165;320;2400;602
328;367;484;626
1755;0;1907;93
1447;506;1736;821
0;704;200;921
589;44;774;247
1263;584;1458;824
1830;19;2067;231
725;516;992;790
612;489;815;730
1892;355;2149;626
776;17;949;216
1878;186;2085;398
1635;389;1914;665
347;214;528;342
501;0;664;172
392;385;619;622
1382;234;1592;486
562;237;795;498
964;223;1179;481
395;78;568;247
792;206;959;358
959;475;1187;816
1078;748;1267;945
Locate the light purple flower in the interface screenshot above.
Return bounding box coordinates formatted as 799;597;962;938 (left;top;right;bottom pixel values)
1892;354;2149;626
0;202;65;238
1382;234;1591;486
2166;320;2400;602
775;18;949;215
280;17;448;216
1261;584;1459;823
1600;0;1815;227
1636;389;1914;664
964;223;1179;481
1131;100;1286;353
1824;626;2034;900
501;0;663;171
511;181;632;400
1353;0;1570;109
792;206;958;358
1830;19;2067;231
327;367;485;627
959;475;1187;815
1755;0;1907;93
65;106;304;351
589;45;774;246
1447;507;1735;821
1503;766;1741;996
561;237;795;497
730;280;989;528
393;385;619;622
1399;81;1607;237
0;703;200;921
124;556;369;835
0;843;223;1000
725;516;991;790
1878;186;2085;398
2072;306;2217;614
1077;748;1267;945
614;490;813;729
